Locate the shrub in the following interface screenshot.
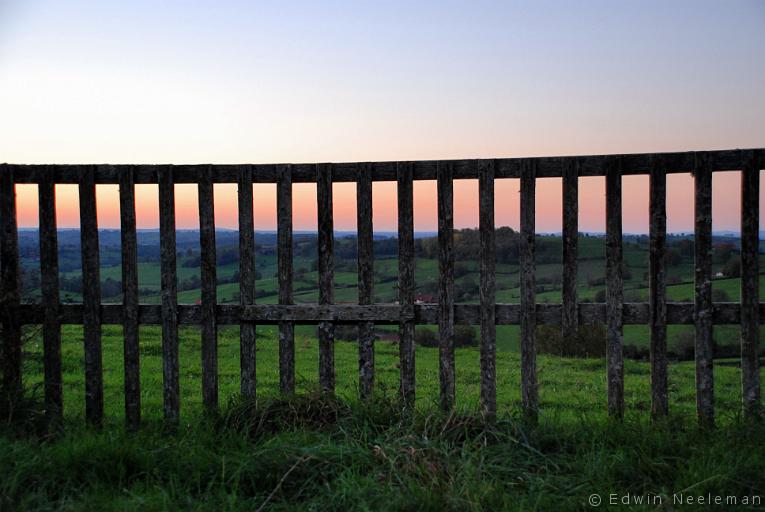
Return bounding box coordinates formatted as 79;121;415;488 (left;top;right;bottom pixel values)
537;323;606;358
455;278;478;301
334;324;359;341
414;325;476;347
454;325;477;347
623;344;649;360
454;263;471;278
712;288;731;302
414;327;437;347
722;257;740;278
670;330;695;361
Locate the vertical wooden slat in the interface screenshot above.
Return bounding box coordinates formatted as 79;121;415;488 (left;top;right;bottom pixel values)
80;166;103;426
741;150;761;419
119;167;140;429
199;166;218;412
357;163;375;399
317;163;335;392
437;161;455;411
694;153;714;427
159;166;180;424
0;168;22;397
606;157;624;418
520;159;538;421
39;176;62;425
649;156;668;419
562;158;579;345
0;168;20;400
238;165;257;398
277;165;295;395
397;162;415;406
561;159;579;344
479;160;496;417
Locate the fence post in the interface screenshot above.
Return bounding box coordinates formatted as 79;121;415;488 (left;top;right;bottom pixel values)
606;157;624;419
277;165;295;394
0;167;22;397
649;156;668;419
694;153;714;427
357;163;375;399
238;165;257;398
479;160;496;418
39;173;63;426
437;161;456;411
520;159;538;421
80;166;104;426
199;165;218;412
120;167;141;429
317;163;335;392
159;165;180;424
562;158;579;345
398;162;416;406
741;150;761;419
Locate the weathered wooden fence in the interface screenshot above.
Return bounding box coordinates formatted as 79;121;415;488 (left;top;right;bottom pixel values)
0;149;763;428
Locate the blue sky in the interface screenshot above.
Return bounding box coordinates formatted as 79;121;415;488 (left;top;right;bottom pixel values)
1;1;763;231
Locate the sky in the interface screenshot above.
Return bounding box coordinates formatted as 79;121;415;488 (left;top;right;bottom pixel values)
1;0;763;233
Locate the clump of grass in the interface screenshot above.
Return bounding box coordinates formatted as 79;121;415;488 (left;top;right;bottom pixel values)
223;390;353;438
0;385;48;439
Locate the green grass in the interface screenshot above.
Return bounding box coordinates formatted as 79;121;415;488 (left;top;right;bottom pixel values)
9;245;765;510
3;325;765;510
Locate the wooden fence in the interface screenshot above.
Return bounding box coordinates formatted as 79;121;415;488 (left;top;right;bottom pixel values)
1;149;763;428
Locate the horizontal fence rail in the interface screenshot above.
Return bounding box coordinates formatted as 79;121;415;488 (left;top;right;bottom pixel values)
1;148;763;429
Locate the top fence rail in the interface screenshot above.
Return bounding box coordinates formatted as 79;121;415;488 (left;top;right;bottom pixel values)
5;148;763;183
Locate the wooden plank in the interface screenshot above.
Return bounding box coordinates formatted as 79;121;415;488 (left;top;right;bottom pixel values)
479;160;496;417
397;162;416;405
0;168;22;398
562;158;579;344
277;165;295;394
317;163;335;392
79;166;103;426
159;166;180;424
0;168;22;397
356;163;375;399
119;168;140;429
438;161;456;411
238;165;256;397
741;150;761;418
12;301;765;327
10;149;765;184
520;159;538;421
649;156;668;419
606;157;624;418
694;154;714;427
39;176;63;425
316;164;335;392
199;166;218;412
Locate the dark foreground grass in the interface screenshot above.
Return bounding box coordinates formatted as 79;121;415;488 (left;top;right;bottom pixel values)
2;325;765;510
2;393;765;511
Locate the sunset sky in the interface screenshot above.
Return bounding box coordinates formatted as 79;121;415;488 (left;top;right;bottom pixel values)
1;1;763;233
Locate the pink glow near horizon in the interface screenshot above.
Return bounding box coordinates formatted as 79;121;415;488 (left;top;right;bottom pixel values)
12;170;762;234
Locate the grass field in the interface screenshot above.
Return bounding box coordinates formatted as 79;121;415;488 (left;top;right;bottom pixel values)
7;234;765;509
2;325;764;510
